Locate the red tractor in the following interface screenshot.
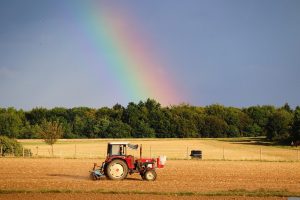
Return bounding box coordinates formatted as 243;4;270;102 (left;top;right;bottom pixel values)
90;142;166;181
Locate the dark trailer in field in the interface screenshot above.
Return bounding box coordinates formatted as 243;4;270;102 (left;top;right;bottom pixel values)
190;150;202;159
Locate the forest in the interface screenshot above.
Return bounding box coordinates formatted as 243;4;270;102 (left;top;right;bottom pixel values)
0;99;299;143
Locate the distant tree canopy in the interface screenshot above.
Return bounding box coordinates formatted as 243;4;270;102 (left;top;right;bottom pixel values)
0;99;298;144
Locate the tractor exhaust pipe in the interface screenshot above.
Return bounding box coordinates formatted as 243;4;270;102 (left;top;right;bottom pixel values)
140;144;142;159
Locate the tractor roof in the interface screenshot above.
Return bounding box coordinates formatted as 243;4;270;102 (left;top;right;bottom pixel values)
108;142;129;145
108;142;138;149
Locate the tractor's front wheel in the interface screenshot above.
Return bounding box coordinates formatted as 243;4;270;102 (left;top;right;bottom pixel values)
105;159;128;180
143;170;157;181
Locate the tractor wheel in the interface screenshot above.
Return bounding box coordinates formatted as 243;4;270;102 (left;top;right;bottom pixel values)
143;170;157;181
105;159;128;180
103;164;108;177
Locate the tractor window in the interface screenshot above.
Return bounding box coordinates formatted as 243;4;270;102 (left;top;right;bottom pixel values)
111;145;120;155
111;145;126;155
119;145;124;155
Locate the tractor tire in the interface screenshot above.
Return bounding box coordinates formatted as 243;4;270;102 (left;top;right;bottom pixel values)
143;170;157;181
103;164;108;177
105;159;128;180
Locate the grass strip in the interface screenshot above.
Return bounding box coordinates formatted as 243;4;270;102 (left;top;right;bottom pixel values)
0;188;299;197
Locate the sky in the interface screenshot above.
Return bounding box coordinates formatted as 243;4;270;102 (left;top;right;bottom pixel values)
0;0;299;110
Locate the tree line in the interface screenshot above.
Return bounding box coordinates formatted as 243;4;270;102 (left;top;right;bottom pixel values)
0;99;299;143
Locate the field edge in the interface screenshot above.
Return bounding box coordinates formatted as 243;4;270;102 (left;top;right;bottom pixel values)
0;188;299;197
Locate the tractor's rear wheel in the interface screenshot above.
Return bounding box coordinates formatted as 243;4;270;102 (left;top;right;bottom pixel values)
143;170;157;181
105;159;128;180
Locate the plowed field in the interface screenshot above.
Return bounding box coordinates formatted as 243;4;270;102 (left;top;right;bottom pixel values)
0;158;299;199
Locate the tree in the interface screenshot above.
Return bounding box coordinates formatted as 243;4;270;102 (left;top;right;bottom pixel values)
151;108;174;137
93;118;110;138
201;116;229;138
111;104;125;121
244;123;262;137
25;107;48;125
244;105;276;135
0;108;23;138
205;104;226;119
1;102;299;143
291;106;300;141
106;120;132;138
281;103;293;113
69;107;96;138
19;122;40;139
170;104;199;138
175;117;198;138
123;102;145;126
132;121;155;138
39;120;63;155
123;102;150;137
266;109;293;141
224;107;251;136
227;125;240;137
73;115;86;137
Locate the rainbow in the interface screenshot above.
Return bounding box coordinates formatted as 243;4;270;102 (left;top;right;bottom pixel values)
67;2;182;106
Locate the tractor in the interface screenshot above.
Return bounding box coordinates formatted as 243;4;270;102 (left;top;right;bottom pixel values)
90;142;166;181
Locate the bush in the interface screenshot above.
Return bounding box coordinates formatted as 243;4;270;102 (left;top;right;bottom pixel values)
0;136;31;156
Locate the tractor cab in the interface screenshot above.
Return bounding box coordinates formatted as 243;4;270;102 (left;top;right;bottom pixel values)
106;142;138;157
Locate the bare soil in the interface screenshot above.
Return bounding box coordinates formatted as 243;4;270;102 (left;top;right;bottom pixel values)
0;158;299;194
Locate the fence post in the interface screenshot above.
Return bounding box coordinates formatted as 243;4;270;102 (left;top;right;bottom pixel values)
22;147;24;157
186;146;189;160
0;145;2;157
298;150;299;161
150;146;152;158
223;146;225;160
74;144;77;158
12;147;14;157
36;146;39;156
260;147;262;161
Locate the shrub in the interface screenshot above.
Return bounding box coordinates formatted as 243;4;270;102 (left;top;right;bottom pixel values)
0;136;32;156
0;136;23;156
